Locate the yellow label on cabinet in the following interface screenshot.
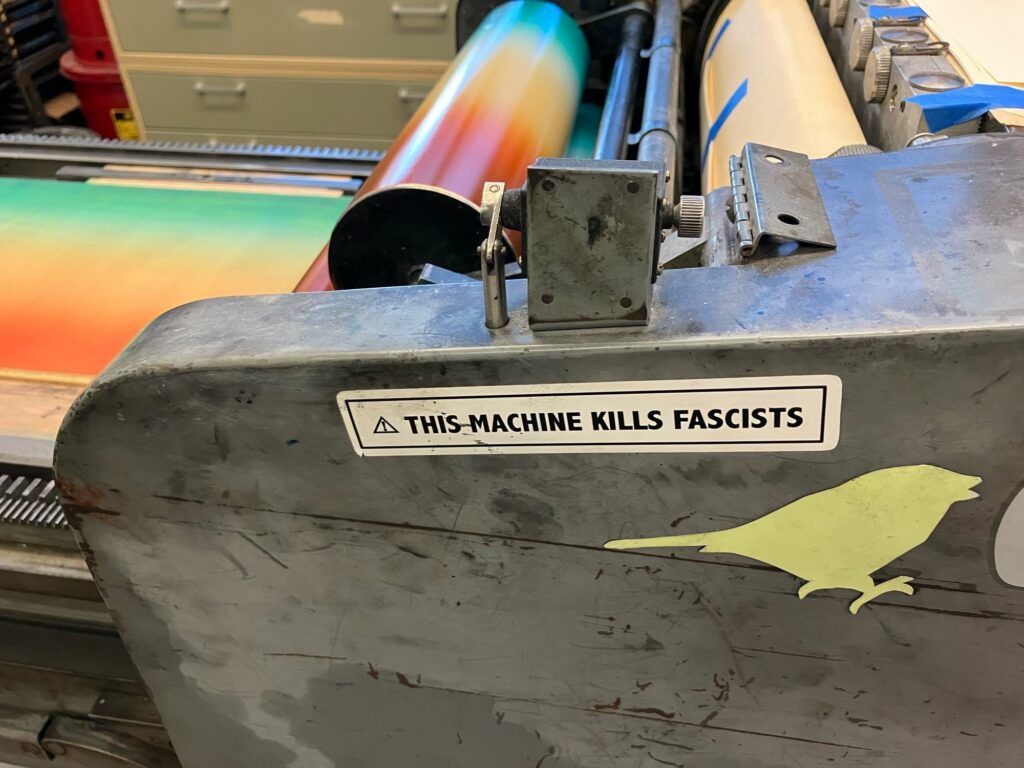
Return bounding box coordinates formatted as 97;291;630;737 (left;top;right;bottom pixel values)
111;109;139;141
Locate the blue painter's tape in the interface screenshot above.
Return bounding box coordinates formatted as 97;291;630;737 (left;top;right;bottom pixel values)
868;5;927;20
908;83;1024;131
705;18;731;65
702;78;749;168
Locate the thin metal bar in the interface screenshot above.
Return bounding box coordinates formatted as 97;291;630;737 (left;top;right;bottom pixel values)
43;504;65;527
0;133;383;181
637;0;682;201
24;500;46;524
594;12;648;160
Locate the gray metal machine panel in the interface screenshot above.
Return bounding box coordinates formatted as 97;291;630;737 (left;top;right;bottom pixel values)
56;136;1024;767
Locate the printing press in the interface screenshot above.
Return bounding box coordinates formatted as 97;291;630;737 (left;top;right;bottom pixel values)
1;1;1023;765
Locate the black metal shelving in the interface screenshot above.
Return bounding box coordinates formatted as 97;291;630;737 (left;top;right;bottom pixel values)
0;0;72;131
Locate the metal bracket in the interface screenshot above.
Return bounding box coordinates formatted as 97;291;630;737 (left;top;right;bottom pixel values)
890;40;950;56
728;143;837;257
478;181;508;329
524;158;661;330
872;13;927;27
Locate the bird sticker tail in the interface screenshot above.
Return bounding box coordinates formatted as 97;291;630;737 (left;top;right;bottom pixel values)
604;531;723;551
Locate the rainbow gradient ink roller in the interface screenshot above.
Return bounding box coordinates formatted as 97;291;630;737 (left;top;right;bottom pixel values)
321;1;588;290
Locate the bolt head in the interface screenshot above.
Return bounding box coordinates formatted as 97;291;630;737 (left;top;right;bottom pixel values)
849;19;875;70
863;46;893;102
829;0;849;26
675;195;706;239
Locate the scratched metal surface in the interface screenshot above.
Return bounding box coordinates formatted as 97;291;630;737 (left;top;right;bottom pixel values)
55;136;1024;767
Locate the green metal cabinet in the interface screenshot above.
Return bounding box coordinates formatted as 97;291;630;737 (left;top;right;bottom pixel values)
102;0;453;149
106;0;456;59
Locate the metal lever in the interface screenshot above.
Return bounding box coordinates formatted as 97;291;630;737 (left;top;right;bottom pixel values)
175;0;230;12
478;182;508;329
891;40;950;56
193;80;246;97
391;3;449;18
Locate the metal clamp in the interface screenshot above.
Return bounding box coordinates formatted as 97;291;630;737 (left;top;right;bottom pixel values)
872;13;927;27
478;182;508;330
175;0;230;12
391;3;448;18
728;144;836;257
891;40;950;56
193;81;246;97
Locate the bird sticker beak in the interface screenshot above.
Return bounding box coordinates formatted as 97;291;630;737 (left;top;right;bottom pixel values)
604;464;983;615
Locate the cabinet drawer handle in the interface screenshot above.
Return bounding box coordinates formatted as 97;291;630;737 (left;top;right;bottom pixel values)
391;3;448;18
398;87;430;102
176;0;230;13
193;80;246;96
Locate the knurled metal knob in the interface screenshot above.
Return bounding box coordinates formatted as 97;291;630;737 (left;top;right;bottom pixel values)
829;0;849;26
849;19;875;70
675;195;706;239
863;45;893;102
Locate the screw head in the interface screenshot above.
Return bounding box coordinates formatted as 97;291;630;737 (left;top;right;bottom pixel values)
675;195;706;239
849;19;875;70
829;0;849;26
626;180;640;193
863;46;893;102
541;179;555;192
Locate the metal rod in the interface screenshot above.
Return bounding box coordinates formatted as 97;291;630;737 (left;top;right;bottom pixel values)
637;0;682;201
594;11;648;160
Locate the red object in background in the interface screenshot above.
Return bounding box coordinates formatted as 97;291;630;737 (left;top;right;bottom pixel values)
324;2;586;290
58;1;131;138
59;0;115;62
60;51;129;139
295;245;334;291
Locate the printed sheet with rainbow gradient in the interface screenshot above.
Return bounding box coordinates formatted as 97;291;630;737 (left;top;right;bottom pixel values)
0;178;347;377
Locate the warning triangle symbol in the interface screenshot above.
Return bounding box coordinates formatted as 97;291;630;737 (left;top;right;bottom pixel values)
373;417;400;435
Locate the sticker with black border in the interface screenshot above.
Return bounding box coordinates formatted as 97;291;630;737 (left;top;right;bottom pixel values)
337;375;841;457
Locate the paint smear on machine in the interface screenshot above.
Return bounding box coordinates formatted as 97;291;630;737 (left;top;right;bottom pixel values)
298;9;344;25
995;483;1024;587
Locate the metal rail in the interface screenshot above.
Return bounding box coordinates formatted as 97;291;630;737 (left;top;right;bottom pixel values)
637;0;682;200
0;133;383;180
594;10;649;160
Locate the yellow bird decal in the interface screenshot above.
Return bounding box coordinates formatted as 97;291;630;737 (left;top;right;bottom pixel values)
605;465;982;614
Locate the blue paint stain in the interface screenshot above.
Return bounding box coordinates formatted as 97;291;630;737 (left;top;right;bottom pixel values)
702;78;749;168
704;18;731;65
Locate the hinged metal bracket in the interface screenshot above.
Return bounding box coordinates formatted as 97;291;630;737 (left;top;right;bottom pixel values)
478;181;509;329
728;143;837;257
